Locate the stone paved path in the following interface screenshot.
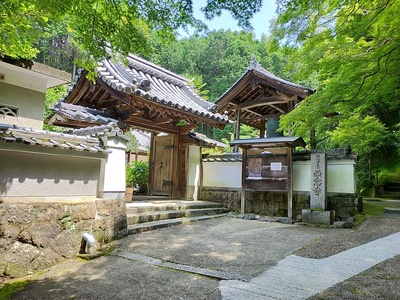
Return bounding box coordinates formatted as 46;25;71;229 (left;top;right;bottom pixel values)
219;231;400;299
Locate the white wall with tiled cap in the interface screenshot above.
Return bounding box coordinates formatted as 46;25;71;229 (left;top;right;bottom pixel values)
0;82;44;129
100;135;128;199
202;159;356;194
186;145;201;200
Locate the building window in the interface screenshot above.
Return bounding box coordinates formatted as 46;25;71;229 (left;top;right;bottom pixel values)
0;105;18;118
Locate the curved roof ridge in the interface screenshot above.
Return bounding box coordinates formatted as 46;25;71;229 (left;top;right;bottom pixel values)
216;55;315;104
126;53;190;87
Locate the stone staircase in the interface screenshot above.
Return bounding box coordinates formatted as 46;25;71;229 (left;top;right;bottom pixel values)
126;198;229;234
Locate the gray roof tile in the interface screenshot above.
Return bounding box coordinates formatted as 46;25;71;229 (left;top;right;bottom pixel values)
0;123;119;154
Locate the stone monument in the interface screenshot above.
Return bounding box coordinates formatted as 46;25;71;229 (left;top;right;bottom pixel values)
310;153;327;209
302;152;335;225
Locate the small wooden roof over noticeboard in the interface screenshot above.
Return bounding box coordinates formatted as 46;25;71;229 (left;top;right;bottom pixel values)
215;56;315;130
230;136;306;149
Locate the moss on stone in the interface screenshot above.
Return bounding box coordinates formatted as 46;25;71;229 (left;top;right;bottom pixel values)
0;280;30;299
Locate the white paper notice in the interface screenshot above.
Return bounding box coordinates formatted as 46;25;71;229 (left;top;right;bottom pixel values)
270;162;282;171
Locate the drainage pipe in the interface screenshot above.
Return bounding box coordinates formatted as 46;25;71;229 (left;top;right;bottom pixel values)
82;233;95;254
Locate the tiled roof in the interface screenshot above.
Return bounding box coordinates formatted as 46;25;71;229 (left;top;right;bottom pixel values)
92;51;228;123
230;136;307;148
48;102;127;128
188;131;227;149
0;123;119;154
55;50;229;126
202;153;242;162
216;57;315;104
131;130;150;152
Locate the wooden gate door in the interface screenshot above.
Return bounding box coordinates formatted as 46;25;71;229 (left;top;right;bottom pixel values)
151;134;175;196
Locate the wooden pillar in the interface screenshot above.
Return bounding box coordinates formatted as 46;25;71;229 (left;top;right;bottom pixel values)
172;134;180;198
148;132;155;195
233;109;242;153
287;146;293;219
241;147;247;214
259;120;266;138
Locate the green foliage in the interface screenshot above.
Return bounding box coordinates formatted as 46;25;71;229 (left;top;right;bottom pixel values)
150;30;290;103
149;30;293;142
328;115;388;155
273;0;400;192
125;131;139;153
43;85;67;131
1;0;262;73
35;18;79;73
377;161;400;184
126;161;149;194
183;74;209;100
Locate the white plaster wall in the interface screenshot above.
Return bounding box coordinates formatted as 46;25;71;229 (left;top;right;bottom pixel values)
202;161;242;188
202;159;356;194
293;161;311;192
0;82;45;129
101;136;127;198
186;145;201;200
0;150;100;197
327;160;356;193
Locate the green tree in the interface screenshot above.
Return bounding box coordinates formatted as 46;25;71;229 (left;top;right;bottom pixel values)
328;115;388;189
43;86;67;131
274;0;400;140
272;0;400;190
1;0;263;72
148;29;293;141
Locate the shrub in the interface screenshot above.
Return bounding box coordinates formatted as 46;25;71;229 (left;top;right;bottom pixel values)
126;161;149;194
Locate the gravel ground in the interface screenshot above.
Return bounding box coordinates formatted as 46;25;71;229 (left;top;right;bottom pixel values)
297;215;400;299
3;202;400;299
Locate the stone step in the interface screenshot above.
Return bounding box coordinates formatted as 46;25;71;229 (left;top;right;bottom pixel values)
182;207;229;217
126;201;224;214
127;214;228;234
127;210;183;225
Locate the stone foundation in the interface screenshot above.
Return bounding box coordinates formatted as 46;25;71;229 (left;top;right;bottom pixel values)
302;209;335;225
0;198;127;280
200;188;361;220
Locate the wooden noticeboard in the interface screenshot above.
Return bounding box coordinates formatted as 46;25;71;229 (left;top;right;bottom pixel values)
231;137;306;218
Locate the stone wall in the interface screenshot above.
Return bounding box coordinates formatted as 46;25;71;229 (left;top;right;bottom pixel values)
0;198;127;280
200;188;360;219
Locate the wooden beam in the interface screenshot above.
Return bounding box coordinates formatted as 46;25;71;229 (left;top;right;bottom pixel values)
152;117;173;124
254;77;310;99
96;78;131;104
179;124;198;132
267;104;286;114
238;95;290;110
125;116;179;134
241;113;283;122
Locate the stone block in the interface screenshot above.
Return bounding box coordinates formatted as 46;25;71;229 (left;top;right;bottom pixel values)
302;209;335;225
244;214;256;220
333;221;346;228
278;217;293;224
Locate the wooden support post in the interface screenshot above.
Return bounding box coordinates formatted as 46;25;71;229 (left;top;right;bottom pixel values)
241;147;247;214
233;109;241;153
260;120;266;138
287;147;293;219
148;132;155;195
172;134;180;198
